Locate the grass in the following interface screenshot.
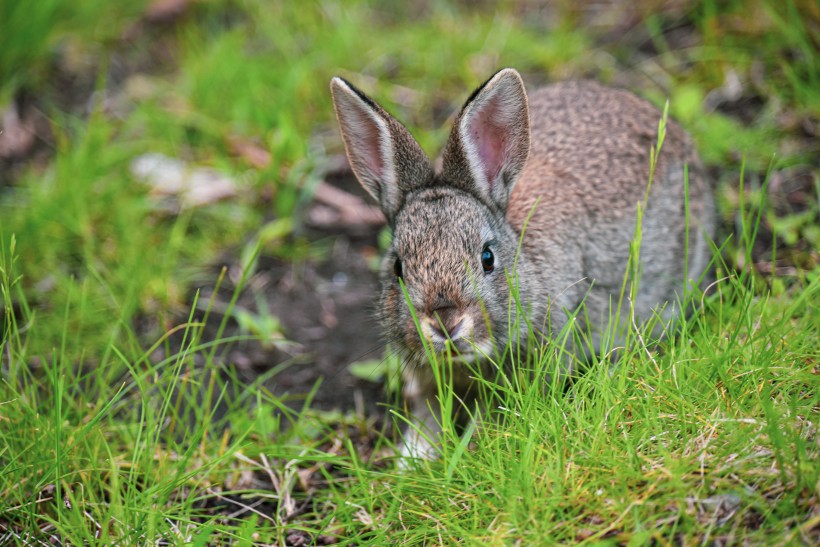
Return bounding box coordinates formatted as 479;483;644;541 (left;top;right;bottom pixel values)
359;275;817;543
0;0;148;105
1;0;818;544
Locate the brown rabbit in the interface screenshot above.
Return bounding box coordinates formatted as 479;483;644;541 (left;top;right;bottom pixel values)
330;69;715;459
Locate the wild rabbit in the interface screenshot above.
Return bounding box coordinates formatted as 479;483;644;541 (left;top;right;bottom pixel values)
330;69;715;459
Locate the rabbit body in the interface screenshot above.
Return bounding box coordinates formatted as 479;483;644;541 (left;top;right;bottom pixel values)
330;70;715;459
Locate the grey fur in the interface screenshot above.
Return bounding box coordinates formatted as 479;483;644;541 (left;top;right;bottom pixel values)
330;70;716;460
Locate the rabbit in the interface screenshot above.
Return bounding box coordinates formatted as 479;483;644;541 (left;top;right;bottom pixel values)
329;68;715;460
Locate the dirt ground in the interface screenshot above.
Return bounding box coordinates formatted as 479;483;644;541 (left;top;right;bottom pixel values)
190;168;392;417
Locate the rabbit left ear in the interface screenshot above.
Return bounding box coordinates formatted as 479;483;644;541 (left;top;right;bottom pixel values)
330;77;434;222
441;69;531;211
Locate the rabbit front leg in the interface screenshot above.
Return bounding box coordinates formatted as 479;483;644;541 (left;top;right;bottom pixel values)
397;369;442;461
397;359;487;463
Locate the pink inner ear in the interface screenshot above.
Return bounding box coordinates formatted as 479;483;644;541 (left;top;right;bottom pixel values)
469;101;506;183
351;109;385;180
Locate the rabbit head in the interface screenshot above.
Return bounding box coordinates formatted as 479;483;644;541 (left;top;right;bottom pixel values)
330;69;531;363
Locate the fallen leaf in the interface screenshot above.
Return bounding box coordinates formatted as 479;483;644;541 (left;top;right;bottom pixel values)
306;181;385;231
130;152;238;208
227;134;272;169
144;0;192;23
0;102;37;159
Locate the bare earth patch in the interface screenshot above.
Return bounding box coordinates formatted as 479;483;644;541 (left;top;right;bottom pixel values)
179;168;390;417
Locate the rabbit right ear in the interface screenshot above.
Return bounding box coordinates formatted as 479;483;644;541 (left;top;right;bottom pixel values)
441;69;530;211
330;77;433;221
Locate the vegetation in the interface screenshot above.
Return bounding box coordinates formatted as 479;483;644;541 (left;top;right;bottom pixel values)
1;0;817;544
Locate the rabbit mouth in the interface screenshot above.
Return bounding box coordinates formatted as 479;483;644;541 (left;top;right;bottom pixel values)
412;313;494;361
409;339;485;365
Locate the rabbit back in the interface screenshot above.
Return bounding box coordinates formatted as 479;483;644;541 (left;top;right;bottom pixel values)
508;80;715;344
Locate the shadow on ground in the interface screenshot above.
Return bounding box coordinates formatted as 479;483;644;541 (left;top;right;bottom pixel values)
173;167;392;419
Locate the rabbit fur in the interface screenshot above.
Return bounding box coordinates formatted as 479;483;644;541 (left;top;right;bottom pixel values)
330;69;715;459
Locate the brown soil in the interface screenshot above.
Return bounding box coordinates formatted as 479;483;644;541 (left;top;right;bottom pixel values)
186;169;391;416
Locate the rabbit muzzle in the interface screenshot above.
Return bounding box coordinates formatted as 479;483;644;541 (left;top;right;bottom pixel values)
414;305;493;360
422;306;468;341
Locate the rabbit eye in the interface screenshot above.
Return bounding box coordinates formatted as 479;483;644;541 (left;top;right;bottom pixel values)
393;257;403;280
481;246;494;273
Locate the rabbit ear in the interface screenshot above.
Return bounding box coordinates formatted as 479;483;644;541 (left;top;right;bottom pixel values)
330;77;433;221
442;68;530;211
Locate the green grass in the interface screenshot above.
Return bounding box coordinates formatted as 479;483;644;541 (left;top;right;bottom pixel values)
2;233;816;543
1;0;818;544
0;0;148;104
355;276;817;543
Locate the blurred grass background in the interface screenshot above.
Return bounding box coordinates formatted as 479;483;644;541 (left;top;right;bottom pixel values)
0;0;817;543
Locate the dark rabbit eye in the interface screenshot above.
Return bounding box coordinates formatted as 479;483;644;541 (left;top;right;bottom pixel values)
481;246;494;273
393;257;403;280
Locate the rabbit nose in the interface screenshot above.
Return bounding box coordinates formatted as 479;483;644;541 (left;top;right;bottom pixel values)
429;306;465;340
